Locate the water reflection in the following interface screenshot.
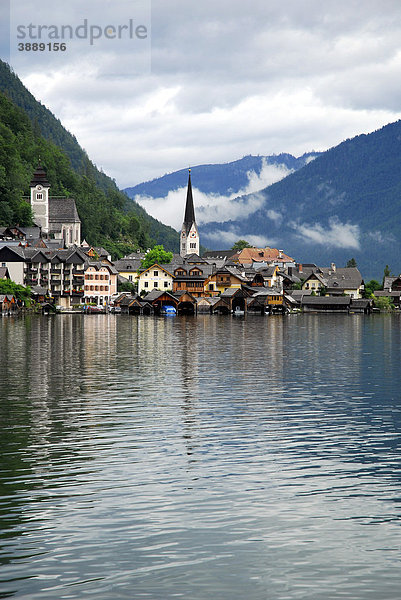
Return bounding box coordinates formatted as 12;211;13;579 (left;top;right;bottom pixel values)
1;314;401;599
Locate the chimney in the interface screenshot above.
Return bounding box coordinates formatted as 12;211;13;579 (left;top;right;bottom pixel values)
331;262;336;272
279;250;283;258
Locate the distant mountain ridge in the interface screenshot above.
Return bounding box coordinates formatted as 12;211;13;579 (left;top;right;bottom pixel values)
124;153;319;199
199;120;401;279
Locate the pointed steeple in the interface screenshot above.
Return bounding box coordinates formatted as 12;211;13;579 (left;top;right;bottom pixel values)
180;169;200;258
183;169;196;232
30;161;50;187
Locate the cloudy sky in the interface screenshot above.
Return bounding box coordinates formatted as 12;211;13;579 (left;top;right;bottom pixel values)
3;0;401;190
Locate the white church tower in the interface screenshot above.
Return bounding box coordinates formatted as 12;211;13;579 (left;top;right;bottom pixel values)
30;163;50;235
180;169;200;257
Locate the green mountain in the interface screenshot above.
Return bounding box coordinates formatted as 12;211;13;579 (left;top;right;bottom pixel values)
200;121;401;279
0;60;179;257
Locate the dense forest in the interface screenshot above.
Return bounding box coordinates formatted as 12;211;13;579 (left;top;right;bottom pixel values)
0;60;179;257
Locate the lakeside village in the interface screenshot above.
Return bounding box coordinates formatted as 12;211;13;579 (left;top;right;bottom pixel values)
0;164;398;317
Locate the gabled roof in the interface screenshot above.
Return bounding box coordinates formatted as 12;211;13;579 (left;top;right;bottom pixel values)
320;267;363;290
49;198;80;223
184;253;208;264
303;272;328;285
139;263;174;277
144;289;177;302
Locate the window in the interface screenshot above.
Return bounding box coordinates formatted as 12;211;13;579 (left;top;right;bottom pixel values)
129;275;133;281
153;270;158;276
190;243;196;249
164;281;169;288
208;284;214;291
36;193;43;200
144;282;148;288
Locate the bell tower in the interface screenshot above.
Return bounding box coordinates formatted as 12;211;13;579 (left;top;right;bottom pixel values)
30;163;50;235
180;169;199;257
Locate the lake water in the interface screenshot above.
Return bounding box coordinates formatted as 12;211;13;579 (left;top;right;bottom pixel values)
1;313;401;599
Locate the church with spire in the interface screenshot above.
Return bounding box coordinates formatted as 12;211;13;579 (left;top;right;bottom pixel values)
180;169;200;257
29;163;81;247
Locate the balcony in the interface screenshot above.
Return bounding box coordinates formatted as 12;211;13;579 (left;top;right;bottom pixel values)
51;268;61;274
72;268;85;275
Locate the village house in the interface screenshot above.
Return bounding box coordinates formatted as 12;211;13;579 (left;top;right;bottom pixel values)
301;264;364;298
137;264;174;295
113;254;145;284
84;262;118;306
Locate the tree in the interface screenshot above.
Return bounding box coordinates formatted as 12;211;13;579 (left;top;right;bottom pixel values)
374;296;394;312
382;265;391;287
346;258;357;268
363;279;381;298
118;279;136;293
140;245;173;270
231;240;251;251
0;279;31;305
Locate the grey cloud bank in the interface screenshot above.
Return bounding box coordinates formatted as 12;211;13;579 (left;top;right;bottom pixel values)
7;0;401;187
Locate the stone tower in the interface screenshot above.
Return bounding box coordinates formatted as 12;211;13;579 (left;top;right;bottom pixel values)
30;163;50;235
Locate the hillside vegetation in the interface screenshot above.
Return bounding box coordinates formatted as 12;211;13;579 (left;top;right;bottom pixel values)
0;60;179;257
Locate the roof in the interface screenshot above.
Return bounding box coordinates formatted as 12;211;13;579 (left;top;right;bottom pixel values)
49;198;80;224
184;253;208;264
114;258;142;271
144;289;178;302
237;247;293;265
30;163;50;187
86;261;118;274
202;250;238;260
301;296;351;305
139;263;175;277
183;170;196;234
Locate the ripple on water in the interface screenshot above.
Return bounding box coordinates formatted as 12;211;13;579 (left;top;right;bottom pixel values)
1;314;401;599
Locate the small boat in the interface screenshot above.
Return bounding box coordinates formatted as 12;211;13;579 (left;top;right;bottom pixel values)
86;305;106;314
161;305;176;315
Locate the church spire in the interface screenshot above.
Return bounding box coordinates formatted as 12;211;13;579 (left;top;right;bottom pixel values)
180;169;200;258
183;169;196;231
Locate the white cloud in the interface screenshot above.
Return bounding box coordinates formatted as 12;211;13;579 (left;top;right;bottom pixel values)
202;227;274;249
294;218;360;249
133;159;289;228
367;231;396;244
